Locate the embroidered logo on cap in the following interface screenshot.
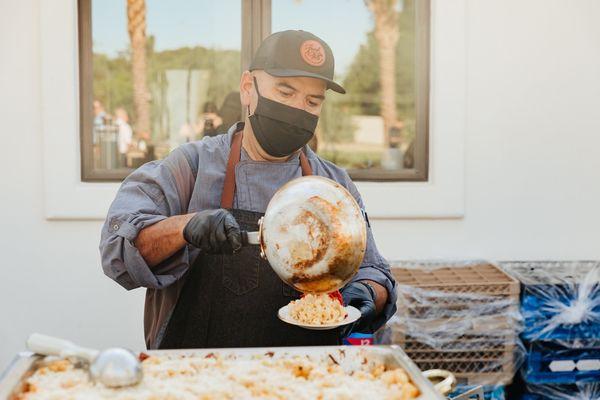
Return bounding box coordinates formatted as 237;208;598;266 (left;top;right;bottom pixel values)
300;40;326;67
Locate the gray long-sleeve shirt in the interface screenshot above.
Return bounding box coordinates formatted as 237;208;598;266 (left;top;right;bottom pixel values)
100;123;397;348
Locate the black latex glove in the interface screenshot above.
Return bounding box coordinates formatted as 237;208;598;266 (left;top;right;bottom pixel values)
183;209;242;254
341;281;378;336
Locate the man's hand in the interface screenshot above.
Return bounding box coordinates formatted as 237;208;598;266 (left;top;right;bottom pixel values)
341;281;378;335
184;209;242;254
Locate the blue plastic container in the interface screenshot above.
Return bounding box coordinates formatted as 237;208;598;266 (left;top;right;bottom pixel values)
523;341;600;385
520;286;600;341
500;261;600;343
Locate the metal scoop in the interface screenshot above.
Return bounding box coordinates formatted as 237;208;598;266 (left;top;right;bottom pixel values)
241;176;367;293
27;333;142;388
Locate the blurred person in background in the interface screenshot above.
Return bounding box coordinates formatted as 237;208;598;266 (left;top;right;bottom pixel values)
93;100;107;126
114;107;133;168
196;101;223;137
93;100;108;147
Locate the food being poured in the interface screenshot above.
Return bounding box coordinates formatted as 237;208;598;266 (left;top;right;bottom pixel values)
244;176;369;330
288;293;348;325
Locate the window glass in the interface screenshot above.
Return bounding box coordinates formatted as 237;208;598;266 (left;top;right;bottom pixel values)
272;0;425;179
89;0;241;173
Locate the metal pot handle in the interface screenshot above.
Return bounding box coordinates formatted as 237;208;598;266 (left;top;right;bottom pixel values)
422;369;457;395
240;217;266;259
240;231;260;246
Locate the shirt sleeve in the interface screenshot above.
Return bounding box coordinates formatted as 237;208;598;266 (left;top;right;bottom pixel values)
99;144;198;290
343;177;398;332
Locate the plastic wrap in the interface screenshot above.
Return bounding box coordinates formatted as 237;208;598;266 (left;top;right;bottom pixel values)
500;261;600;397
523;382;600;400
388;261;525;386
500;261;600;344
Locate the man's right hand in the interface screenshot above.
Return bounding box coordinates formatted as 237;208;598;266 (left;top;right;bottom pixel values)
183;209;242;254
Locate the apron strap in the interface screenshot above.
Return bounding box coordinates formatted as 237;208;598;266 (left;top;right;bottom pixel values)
299;151;312;176
220;131;243;209
220;132;313;209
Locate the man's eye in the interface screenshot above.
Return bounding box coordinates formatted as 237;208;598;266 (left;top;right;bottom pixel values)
308;100;320;107
279;90;293;97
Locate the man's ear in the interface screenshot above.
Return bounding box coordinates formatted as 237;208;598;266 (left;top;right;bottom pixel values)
239;71;253;108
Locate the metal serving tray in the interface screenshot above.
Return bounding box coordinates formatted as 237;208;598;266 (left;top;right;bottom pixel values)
0;345;444;399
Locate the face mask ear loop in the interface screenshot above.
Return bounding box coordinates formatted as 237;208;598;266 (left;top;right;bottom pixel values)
252;76;262;97
248;76;261;118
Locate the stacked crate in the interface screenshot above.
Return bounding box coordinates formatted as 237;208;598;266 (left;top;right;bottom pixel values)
389;261;522;389
500;261;600;399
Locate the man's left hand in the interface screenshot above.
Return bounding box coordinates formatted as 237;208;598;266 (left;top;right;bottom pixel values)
340;281;378;335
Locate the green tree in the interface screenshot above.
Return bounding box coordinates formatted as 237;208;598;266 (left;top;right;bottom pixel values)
343;0;416;123
127;0;151;137
93;42;241;143
93;52;134;116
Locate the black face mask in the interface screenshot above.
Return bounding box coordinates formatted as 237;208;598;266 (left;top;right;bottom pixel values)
248;77;319;157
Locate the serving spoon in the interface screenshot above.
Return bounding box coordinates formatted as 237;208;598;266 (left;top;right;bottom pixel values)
27;333;142;388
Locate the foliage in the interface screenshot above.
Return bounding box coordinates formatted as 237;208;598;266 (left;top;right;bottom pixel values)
92;0;418;152
93;36;240;140
343;0;416;120
318;92;356;147
93;51;134;118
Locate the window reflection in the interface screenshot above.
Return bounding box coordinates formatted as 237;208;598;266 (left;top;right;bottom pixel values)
86;0;426;180
91;0;241;171
272;0;420;175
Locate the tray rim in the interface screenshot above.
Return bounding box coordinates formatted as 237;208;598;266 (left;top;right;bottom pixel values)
0;345;444;400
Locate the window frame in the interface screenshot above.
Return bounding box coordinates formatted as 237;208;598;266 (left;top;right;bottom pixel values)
42;0;464;220
78;0;430;182
344;0;431;182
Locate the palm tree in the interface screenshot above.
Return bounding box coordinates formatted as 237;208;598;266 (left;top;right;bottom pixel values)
365;0;399;147
127;0;151;138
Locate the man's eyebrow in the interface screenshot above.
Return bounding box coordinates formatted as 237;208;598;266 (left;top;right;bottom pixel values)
276;81;325;100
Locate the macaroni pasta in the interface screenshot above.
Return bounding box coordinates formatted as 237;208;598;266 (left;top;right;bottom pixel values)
288;293;347;325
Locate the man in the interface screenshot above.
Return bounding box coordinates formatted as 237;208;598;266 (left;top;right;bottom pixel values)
198;101;223;137
100;30;397;350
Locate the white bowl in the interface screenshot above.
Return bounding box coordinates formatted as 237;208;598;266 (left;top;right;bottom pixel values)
277;304;361;330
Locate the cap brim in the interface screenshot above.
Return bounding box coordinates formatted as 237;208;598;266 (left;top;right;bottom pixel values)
265;68;346;94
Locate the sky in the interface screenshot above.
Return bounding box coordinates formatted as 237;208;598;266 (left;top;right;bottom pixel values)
92;0;375;77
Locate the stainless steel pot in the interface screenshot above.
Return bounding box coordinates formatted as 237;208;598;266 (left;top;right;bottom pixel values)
242;176;367;293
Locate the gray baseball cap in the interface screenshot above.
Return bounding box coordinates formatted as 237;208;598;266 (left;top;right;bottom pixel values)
249;30;346;94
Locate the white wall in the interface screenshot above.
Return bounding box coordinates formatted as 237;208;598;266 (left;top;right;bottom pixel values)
373;0;600;260
0;0;145;372
1;0;600;372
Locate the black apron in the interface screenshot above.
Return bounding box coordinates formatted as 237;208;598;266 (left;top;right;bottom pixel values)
159;131;340;348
